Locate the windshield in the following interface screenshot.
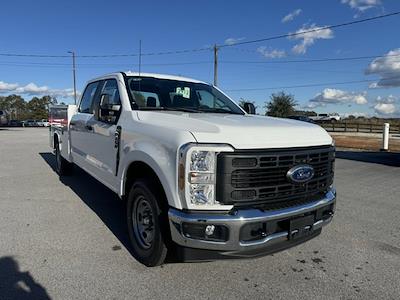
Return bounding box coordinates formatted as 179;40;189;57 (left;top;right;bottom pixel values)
125;76;244;115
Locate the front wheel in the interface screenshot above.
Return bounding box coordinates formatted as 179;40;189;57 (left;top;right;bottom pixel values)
127;179;168;267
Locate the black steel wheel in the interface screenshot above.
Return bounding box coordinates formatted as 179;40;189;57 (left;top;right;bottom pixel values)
127;179;168;266
132;195;155;249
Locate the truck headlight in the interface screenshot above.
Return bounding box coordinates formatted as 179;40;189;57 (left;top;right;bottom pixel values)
178;144;234;210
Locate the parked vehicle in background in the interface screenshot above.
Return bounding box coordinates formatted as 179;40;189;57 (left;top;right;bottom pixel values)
0;110;8;126
37;119;50;127
309;113;341;122
24;119;36;127
8;120;23;127
49;72;336;267
287;115;316;124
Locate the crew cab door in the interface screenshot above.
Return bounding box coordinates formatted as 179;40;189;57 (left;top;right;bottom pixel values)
84;79;122;189
69;81;101;171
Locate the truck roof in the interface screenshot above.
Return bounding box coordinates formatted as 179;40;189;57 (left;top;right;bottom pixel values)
93;71;208;85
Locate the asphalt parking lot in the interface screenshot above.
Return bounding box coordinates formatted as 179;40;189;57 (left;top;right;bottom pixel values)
1;128;399;300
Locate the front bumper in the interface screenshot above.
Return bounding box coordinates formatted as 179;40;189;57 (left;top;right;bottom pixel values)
168;189;336;257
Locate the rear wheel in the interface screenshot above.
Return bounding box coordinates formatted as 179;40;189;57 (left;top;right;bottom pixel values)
55;140;73;176
127;179;168;266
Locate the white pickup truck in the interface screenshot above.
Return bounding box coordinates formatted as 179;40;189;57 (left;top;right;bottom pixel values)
50;72;336;266
309;113;341;122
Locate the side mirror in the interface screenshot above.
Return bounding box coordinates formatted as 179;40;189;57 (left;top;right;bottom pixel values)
99;94;121;123
242;102;256;114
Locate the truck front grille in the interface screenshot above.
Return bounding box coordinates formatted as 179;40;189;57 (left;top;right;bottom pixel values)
216;146;335;210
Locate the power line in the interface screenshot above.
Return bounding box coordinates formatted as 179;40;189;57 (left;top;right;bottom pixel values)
0;47;212;59
0;53;70;58
0;61;212;68
0;11;398;59
218;11;400;48
0;52;398;69
220;53;400;64
224;78;396;91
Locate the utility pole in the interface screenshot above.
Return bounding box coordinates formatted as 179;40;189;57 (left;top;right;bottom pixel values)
213;44;218;86
68;51;77;105
138;40;142;76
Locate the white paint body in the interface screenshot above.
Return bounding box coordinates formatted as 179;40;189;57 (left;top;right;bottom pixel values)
52;72;333;211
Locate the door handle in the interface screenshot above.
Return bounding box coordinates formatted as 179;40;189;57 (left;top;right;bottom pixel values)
85;125;93;131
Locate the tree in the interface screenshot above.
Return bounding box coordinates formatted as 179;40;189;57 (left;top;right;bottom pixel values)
0;95;27;120
0;94;58;120
264;91;297;117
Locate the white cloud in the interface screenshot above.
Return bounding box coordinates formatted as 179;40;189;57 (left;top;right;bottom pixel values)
15;83;51;95
289;24;334;54
282;9;302;23
257;46;286;58
224;37;245;45
341;0;381;11
0;81;19;92
368;82;379;89
306;88;368;108
373;94;398;115
0;80;76;98
374;103;397;114
375;95;397;104
365;48;400;88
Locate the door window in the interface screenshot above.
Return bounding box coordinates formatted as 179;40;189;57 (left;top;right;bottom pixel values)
79;82;99;114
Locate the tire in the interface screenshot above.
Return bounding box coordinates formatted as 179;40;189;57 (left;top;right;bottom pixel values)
55;140;73;176
127;179;168;267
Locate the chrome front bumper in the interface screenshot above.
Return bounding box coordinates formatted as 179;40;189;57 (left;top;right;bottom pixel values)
168;189;336;255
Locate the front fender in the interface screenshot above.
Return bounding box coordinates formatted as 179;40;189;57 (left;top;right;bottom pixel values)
119;146;181;209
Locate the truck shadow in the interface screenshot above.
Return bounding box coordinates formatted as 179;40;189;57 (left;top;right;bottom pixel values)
0;256;51;299
39;152;134;256
336;150;400;167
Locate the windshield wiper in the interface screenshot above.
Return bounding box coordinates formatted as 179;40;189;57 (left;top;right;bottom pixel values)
139;106;243;114
197;107;243;115
138;106;204;113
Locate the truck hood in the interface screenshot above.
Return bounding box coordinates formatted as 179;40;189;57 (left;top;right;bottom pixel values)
136;111;332;149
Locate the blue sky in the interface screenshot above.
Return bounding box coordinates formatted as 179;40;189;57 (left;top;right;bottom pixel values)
1;0;400;116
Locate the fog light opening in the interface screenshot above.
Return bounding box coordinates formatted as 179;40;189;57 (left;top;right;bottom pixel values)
205;225;215;236
182;223;229;242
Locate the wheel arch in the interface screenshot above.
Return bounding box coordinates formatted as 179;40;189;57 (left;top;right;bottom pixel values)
53;131;62;150
121;159;171;210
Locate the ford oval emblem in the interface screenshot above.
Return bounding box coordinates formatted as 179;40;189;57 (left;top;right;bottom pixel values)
286;164;314;183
